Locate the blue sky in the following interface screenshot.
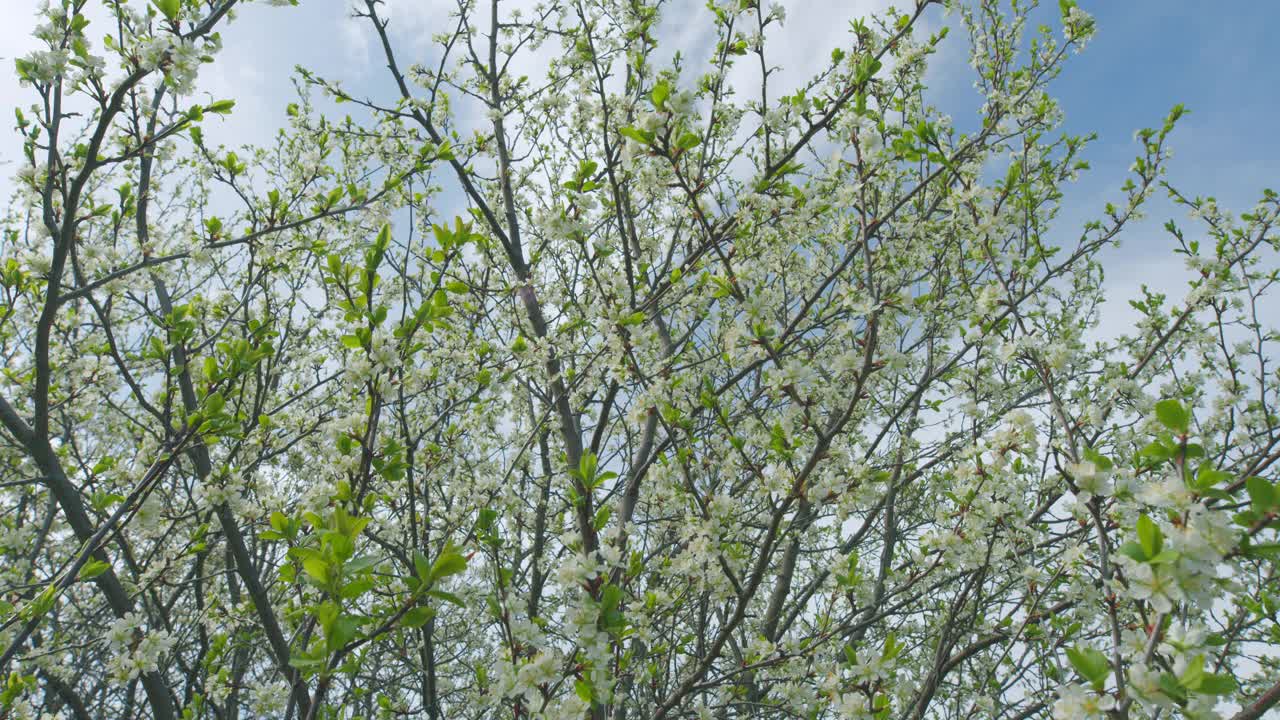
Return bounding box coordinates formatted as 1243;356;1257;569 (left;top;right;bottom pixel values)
1054;1;1279;208
2;0;1276;331
1036;2;1279;334
5;0;1275;212
1049;2;1278;220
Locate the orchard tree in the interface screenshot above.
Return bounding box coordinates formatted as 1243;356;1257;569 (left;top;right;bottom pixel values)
1;0;1278;719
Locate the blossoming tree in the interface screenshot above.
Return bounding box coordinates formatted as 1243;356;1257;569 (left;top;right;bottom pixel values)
1;0;1278;719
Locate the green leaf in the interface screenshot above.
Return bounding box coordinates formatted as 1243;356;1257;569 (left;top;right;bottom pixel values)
1242;542;1280;559
593;504;612;531
206;99;235;115
1154;399;1190;434
1196;673;1236;696
1137;514;1162;560
429;549;467;582
1082;446;1113;471
619;126;654;145
650;80;671;110
23;586;58;620
402;605;434;629
269;511;290;534
341;578;375;599
325;615;361;653
674;132;702;151
1117;542;1148;563
289;652;326;671
881;632;902;661
1065;645;1110;689
78;559;111;580
427;589;466;608
1158;672;1186;702
152;0;180;21
1193;465;1231;491
345;555;379;574
302;556;330;585
855;56;882;85
601;584;624;612
1246;476;1275;514
578;452;599;484
1179;654;1205;690
413;551;431;580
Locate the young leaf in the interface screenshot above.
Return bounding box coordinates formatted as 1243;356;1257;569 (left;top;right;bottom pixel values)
402;606;435;629
1154;399;1190;434
1137;514;1163;559
1065;645;1110;689
1246;476;1275;513
78;559;111;580
325;615;361;653
153;0;181;21
1196;673;1237;696
674;132;702;151
619;126;654;145
428;549;467;582
427;589;466;608
650;80;672;110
